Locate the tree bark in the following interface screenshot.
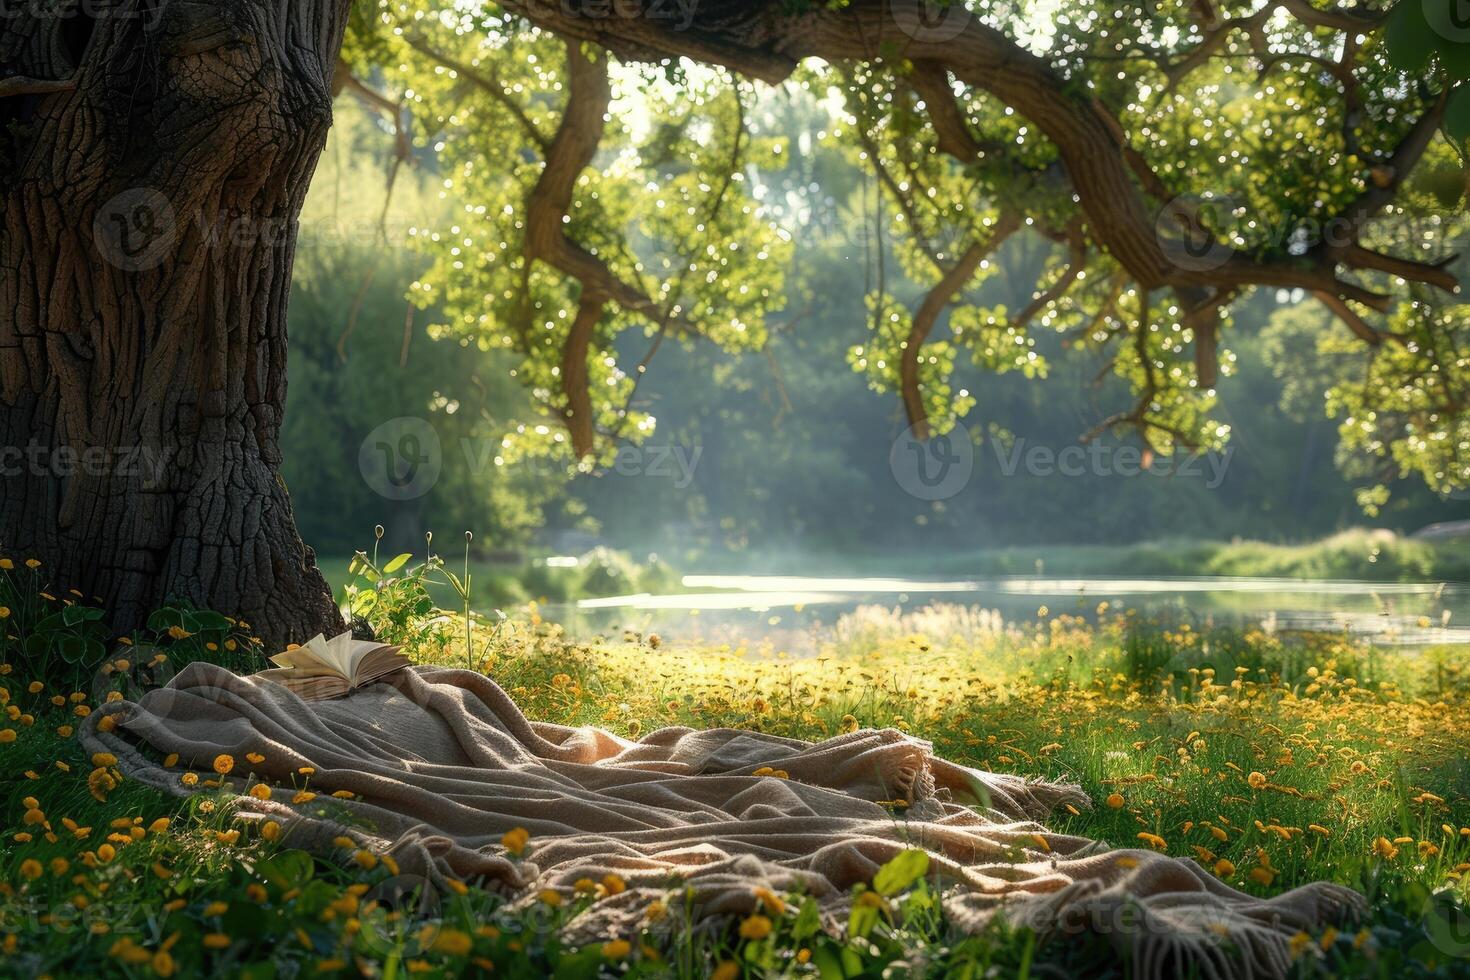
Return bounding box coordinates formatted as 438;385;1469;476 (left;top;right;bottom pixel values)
1;0;351;652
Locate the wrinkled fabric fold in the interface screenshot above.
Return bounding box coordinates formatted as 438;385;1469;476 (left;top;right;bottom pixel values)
81;663;1360;979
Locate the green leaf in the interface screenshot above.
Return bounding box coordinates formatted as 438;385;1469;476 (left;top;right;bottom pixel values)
146;607;184;632
58;634;87;664
793;896;821;940
1386;0;1437;73
550;945;602;980
1421;165;1469;207
191;610;231;632
236;962;278;980
1446;85;1470;144
382;553;413;574
1439;39;1470;80
847;898;879;939
1426;0;1470;78
34;611;67;633
255;850;315;891
810;946;846;980
872;848;930;896
349;590;378;617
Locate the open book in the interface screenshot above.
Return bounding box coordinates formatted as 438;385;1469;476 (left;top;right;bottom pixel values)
254;631;409;701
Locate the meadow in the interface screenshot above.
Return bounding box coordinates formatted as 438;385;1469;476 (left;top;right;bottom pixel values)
2;553;1469;978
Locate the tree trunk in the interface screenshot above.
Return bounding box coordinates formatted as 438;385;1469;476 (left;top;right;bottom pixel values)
1;0;351;652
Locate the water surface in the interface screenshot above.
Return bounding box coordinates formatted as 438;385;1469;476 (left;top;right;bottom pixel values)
559;573;1470;649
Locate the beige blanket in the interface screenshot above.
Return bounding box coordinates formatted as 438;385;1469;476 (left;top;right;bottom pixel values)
81;663;1360;978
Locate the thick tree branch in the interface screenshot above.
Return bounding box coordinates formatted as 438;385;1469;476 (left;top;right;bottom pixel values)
900;211;1022;438
525;41;662;318
1325;90;1450;259
561;294;605;458
1313;290;1386;346
1341;244;1460;293
499;0;1451;315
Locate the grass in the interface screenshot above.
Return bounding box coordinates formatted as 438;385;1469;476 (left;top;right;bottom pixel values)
316;544;680;611
2;557;1470;978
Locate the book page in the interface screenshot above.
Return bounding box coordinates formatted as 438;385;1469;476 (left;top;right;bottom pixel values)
269;637;330;671
315;632;357;677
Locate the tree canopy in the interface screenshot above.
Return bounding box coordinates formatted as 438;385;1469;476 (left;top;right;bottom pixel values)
340;0;1470;506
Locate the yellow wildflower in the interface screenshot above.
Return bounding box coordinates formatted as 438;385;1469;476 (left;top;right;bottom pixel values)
501;826;530;855
600;939;632;959
431;930;473;956
1372;837;1400;860
739;914;773;940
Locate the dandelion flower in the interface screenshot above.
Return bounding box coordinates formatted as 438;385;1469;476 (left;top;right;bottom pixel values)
430;929;472;956
501;826;530;855
754;886;785;914
739;914;773;940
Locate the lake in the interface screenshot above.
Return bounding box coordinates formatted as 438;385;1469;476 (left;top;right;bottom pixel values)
555;573;1470;651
